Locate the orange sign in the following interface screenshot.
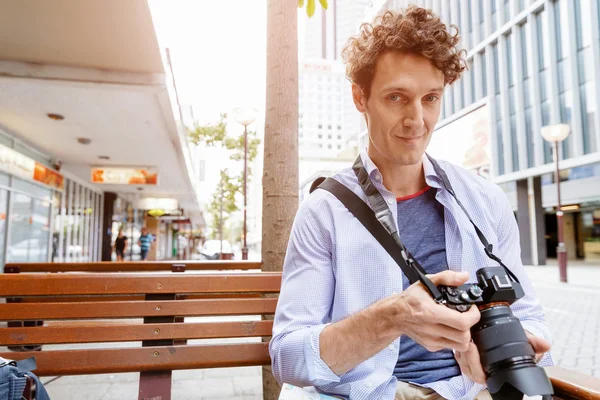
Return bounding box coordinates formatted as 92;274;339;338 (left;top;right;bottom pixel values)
0;144;64;190
91;167;158;185
33;162;65;190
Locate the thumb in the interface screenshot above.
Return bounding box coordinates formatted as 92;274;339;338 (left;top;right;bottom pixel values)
427;270;469;287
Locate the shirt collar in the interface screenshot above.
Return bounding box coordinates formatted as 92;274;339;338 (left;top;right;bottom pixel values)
358;147;443;189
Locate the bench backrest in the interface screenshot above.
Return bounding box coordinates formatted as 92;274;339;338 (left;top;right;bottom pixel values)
3;260;262;273
0;272;280;377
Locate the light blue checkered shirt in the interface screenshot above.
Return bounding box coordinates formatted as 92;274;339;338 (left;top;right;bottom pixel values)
269;149;553;400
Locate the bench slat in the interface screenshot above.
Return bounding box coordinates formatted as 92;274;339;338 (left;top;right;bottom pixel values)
0;320;273;345
0;273;281;296
0;343;270;376
16;293;263;303
546;366;600;399
0;298;277;320
5;261;262;273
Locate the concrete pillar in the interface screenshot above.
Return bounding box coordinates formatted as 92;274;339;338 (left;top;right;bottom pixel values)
516;177;548;266
101;192;117;262
532;177;547;265
516;179;533;265
144;216;160;261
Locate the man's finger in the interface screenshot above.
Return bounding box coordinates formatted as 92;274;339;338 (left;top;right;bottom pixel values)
434;303;481;331
461;342;486;384
526;334;551;354
426;270;469;287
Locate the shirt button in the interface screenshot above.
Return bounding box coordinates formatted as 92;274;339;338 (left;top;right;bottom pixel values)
374;173;381;182
387;199;394;205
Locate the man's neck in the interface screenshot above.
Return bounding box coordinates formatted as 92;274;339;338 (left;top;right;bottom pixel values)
367;149;427;199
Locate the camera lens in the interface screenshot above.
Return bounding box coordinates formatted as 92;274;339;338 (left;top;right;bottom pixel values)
471;304;553;399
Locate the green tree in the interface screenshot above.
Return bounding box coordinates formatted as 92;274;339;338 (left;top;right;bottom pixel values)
188;115;260;242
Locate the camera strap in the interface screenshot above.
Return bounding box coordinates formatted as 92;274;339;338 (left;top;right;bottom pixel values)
313;177;444;300
311;154;519;296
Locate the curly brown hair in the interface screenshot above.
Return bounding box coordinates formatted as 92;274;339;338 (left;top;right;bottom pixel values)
342;6;467;97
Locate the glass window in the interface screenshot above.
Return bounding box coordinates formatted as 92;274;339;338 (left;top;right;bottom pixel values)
560;91;572;158
577;48;594;84
520;24;529;78
511;114;519;171
524;77;532;107
492;44;500;94
557;59;571;93
536;11;546;69
555;0;570;61
503;0;510;22
580;81;597;153
496;119;505;175
541;100;552;163
7;192;33;262
525;107;534;167
495;94;503;121
30;198;51;262
576;0;592;50
506;33;514;87
481;51;488;97
12;178;52;201
509;87;516;115
539;69;549;101
492;1;498;32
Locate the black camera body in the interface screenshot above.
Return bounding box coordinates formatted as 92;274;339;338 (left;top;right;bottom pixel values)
437;267;553;400
438;267;525;312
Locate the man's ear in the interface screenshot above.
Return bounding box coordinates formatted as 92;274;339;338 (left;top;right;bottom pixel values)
352;83;367;113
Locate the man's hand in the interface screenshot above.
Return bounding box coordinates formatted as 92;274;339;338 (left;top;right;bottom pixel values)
396;270;481;353
455;331;552;384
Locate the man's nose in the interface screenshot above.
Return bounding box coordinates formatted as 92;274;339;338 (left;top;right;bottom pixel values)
403;102;425;131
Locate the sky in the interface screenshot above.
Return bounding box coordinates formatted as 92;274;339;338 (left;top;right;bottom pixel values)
148;0;271;205
148;1;309;207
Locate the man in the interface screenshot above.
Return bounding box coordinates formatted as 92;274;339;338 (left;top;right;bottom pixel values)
270;6;551;400
138;228;153;261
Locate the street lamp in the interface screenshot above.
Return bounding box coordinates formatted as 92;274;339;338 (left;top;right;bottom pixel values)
233;107;258;261
541;123;571;283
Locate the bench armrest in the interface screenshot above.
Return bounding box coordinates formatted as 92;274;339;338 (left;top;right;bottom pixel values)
545;366;600;400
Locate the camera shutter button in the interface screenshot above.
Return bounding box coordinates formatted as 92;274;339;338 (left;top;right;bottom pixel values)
460;292;470;302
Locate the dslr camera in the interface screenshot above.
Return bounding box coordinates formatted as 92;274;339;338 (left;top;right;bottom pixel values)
437;267;553;400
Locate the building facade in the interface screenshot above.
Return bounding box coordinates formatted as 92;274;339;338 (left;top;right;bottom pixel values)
365;0;600;264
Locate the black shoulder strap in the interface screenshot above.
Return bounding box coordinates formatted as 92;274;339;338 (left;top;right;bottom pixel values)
425;154;519;283
315;178;423;284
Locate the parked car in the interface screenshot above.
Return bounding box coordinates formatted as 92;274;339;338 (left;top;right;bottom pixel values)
198;240;234;260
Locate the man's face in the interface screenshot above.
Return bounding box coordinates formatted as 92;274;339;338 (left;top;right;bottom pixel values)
353;51;445;166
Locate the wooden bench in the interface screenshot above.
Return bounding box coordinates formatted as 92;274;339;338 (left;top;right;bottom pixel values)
0;272;279;400
3;261;263;351
1;272;599;400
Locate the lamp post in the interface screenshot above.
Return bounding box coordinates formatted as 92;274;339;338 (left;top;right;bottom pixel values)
232;107;258;260
541;124;571;283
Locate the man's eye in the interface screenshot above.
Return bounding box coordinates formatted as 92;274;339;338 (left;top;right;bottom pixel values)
389;94;402;102
425;95;439;102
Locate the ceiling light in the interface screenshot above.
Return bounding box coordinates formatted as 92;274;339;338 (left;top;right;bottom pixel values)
137;187;144;191
77;137;92;145
98;156;110;160
47;113;64;121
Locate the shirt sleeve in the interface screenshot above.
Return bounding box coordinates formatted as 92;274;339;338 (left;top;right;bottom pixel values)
269;194;344;387
493;187;554;366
